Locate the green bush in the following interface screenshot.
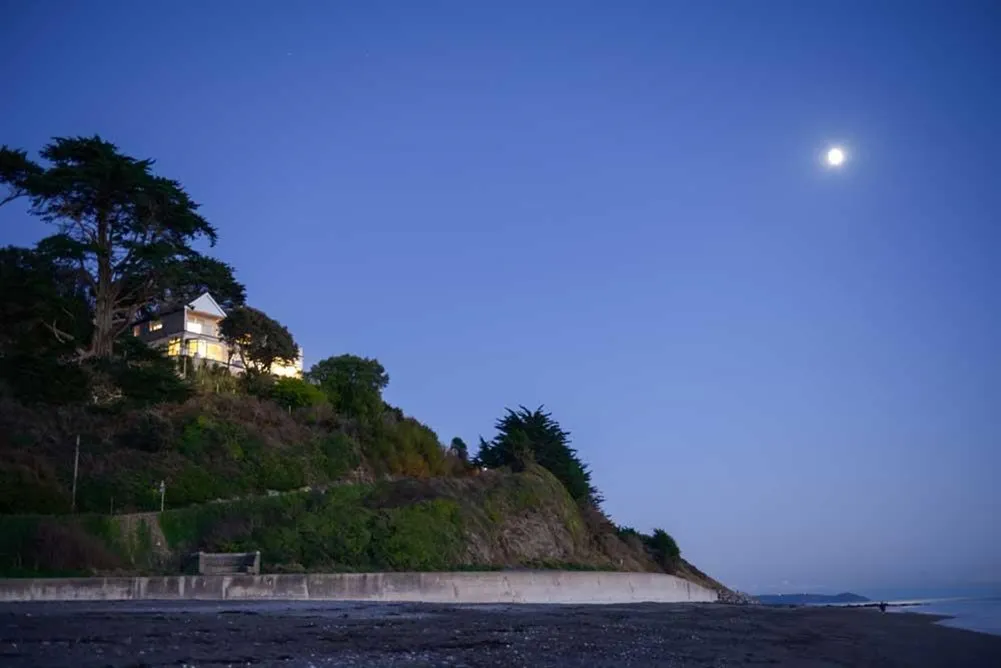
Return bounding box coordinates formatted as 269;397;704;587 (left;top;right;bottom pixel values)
153;485;464;574
269;377;327;410
111;361;192;406
614;525;682;573
178;414;243;460
170;465;220;506
368;499;463;570
239;370;276;398
0;354;91;405
116;412;175;452
646;528;681;571
368;416;448;477
0;516;124;577
188;364;241;395
105;337;193;406
255;448;307;491
318;432;361;479
0;464;69;514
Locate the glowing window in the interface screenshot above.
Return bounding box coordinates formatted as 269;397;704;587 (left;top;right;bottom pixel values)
166;338;181;356
150;321;163;332
133;325;141;336
206;342;225;362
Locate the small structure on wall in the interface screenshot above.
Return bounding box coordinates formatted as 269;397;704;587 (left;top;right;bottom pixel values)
186;551;262;575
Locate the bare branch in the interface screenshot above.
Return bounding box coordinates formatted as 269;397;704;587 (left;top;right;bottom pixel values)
0;191;25;208
46;319;76;344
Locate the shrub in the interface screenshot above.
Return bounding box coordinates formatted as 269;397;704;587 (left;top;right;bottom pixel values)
269;377;327;410
367;499;463;570
116;412;175;452
239;370;276;398
371;416;448;477
0;517;122;576
170;465;220;506
0;459;69;514
0;354;91;405
614;525;682;573
646;528;681;571
111;361;192;406
318;432;360;479
188;364;241;395
104;337;193;406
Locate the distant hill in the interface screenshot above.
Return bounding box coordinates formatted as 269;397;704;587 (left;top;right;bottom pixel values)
756;592;871;605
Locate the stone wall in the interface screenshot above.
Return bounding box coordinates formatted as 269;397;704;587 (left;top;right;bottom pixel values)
0;571;718;604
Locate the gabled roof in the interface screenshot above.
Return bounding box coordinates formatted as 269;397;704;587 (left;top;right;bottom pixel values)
188;292;227;318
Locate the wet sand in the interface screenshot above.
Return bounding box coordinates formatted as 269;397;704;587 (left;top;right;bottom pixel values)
1;600;1000;667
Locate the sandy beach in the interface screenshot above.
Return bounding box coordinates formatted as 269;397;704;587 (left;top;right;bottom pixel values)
2;600;1000;667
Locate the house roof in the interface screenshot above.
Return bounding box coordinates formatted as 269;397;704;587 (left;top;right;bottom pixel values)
188;292;227;318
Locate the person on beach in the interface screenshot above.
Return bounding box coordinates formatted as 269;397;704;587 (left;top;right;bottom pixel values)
879;602;887;613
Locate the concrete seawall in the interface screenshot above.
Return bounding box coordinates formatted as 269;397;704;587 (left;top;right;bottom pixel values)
0;571;718;604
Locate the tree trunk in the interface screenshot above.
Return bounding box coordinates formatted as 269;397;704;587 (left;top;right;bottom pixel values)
90;213;115;358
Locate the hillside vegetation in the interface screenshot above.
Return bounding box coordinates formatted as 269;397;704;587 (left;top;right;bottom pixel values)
0;136;732;598
0;466;624;576
0;391;454;515
0;462;729;600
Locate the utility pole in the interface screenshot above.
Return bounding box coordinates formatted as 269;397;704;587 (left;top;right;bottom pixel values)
71;435;80;513
158;480;166;512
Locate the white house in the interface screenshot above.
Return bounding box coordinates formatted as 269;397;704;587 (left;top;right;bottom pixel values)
132;292;303;378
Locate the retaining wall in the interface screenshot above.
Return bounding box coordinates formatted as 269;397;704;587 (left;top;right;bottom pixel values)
0;571;718;604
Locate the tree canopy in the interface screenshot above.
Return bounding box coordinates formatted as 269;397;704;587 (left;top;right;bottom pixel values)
144;255;246;318
0;246;91;358
0;136;239;358
219;306;298;374
475;406;601;505
307;354;389;422
449;437;469;463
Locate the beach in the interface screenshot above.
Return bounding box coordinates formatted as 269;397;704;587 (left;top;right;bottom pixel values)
2;600;1001;667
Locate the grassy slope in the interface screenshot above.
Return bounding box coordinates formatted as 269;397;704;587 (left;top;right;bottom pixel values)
0;466;655;577
0;394;456;514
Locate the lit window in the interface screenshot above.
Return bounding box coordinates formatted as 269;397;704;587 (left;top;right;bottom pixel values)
206;343;225;362
150;321;163;331
133;325;141;336
166;338;181;356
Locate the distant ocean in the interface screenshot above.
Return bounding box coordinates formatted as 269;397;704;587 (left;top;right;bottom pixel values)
792;586;1001;637
889;597;1001;637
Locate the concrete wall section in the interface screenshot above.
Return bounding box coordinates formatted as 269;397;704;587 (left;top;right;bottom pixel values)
0;572;718;604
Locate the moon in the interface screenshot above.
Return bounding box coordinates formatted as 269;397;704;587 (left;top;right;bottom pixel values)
826;146;846;167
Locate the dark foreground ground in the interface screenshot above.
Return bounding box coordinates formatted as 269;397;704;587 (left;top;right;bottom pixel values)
2;601;1000;667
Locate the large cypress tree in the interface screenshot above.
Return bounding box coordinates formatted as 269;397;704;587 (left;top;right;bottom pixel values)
476;406;602;505
0;136;240;359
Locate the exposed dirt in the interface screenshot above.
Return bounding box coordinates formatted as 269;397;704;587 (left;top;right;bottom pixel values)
1;601;999;667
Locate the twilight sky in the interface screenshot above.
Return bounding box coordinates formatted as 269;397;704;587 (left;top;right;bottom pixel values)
1;1;998;594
